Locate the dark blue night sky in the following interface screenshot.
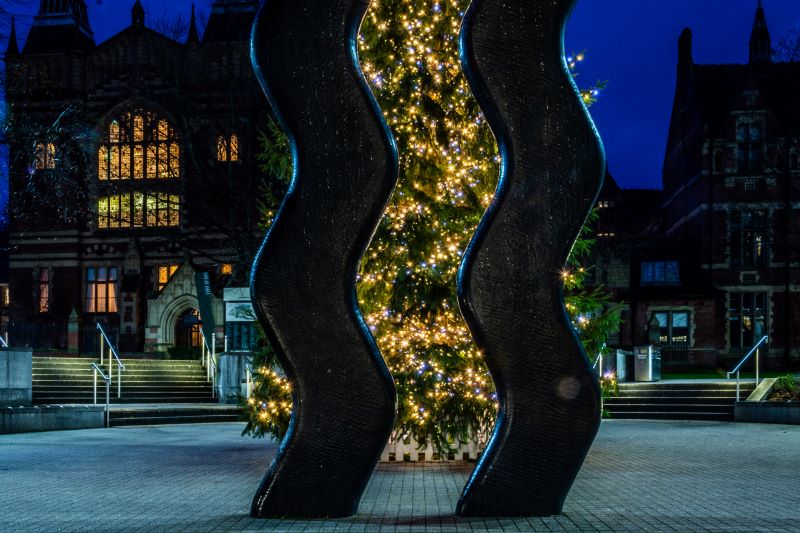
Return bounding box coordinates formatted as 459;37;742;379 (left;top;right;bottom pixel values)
3;0;800;191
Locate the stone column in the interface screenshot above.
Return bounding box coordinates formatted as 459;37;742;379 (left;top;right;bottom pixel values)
67;309;79;353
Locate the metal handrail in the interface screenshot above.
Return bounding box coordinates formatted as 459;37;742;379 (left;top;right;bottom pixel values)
0;333;8;348
96;323;125;398
200;328;217;399
592;343;607;373
90;362;111;427
727;335;769;401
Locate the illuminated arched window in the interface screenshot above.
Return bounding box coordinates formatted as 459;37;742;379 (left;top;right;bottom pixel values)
215;133;239;162
35;141;56;170
96;110;182;229
98;111;180;180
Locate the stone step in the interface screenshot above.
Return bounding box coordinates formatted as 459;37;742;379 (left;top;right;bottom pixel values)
109;414;239;426
32;363;209;370
606;381;752;421
109;407;240;427
31;358;215;406
618;388;753;398
34;397;216;405
606;396;741;405
34;360;204;364
33;371;208;379
33;390;212;405
33;378;209;385
34;395;214;403
618;382;754;390
36;383;211;394
608;411;732;421
607;402;732;413
31;357;99;362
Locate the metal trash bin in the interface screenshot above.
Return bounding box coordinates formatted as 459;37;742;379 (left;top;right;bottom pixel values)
634;346;661;382
615;349;632;382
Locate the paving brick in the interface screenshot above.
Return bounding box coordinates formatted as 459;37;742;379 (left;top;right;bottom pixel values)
0;420;798;531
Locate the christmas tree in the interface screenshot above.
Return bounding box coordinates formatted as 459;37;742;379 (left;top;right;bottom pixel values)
242;0;617;450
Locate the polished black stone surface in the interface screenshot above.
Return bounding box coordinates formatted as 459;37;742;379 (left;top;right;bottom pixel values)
249;0;398;518
456;0;604;517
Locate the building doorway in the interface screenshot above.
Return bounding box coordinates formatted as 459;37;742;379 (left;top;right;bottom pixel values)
174;308;202;349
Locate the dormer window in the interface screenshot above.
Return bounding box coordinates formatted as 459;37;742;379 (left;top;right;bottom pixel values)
216;133;239;162
34;142;56;170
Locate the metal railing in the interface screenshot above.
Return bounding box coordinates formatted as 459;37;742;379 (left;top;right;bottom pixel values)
200;328;217;398
97;323;125;399
592;343;607;374
91;362;111;427
727;335;769;401
0;332;8;348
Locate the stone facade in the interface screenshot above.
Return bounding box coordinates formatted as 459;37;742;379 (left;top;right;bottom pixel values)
595;2;800;370
145;263;223;354
3;1;268;354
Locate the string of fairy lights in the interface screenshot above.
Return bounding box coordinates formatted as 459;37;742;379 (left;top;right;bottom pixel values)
244;0;605;449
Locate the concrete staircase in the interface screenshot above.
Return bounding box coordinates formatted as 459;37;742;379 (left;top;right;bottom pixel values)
605;381;756;421
32;357;214;405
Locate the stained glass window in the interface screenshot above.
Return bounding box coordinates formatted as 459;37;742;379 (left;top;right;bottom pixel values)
97;111;182;229
215;133;240;162
35;142;56;170
97;112;180;181
97;193;180;228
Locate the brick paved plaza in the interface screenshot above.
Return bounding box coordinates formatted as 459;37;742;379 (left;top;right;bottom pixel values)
1;420;798;532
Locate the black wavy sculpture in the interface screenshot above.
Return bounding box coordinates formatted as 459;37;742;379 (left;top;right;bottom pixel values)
456;0;604;517
249;0;397;519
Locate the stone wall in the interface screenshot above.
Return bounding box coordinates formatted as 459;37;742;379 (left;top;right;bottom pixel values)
1;405;106;434
0;349;33;406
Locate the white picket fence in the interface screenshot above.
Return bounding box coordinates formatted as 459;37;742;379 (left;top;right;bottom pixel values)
380;435;486;463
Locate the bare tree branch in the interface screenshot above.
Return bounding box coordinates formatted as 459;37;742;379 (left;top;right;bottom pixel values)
775;28;800;62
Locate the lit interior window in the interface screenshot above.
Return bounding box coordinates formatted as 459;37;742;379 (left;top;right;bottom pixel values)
221;263;233;275
38;268;50;313
86;267;118;313
229;134;239;162
96;111;183;230
216;133;240;162
97;112;180;181
34;142;56;170
97;193;180;228
157;265;180;291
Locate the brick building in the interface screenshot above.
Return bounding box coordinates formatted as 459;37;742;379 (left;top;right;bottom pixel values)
597;1;800;371
3;0;268;354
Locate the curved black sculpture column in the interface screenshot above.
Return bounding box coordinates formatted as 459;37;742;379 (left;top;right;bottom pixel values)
249;0;397;518
456;0;604;517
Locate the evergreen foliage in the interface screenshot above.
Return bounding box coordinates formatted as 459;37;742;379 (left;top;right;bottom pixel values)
242;0;619;452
